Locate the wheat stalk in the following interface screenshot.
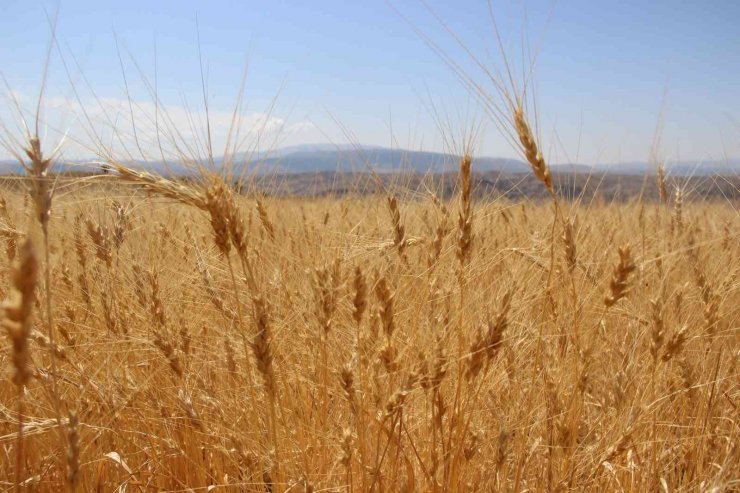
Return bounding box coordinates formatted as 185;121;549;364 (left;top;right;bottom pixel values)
514;107;554;196
604;245;636;308
2;239;37;491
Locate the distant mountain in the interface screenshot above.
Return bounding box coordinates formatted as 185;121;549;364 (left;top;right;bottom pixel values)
1;144;738;176
245;147;529;174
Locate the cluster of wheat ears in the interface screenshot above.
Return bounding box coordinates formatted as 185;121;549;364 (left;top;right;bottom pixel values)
0;104;736;493
0;24;738;491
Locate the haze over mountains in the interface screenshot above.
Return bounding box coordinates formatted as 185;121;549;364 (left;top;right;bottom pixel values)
1;144;738;176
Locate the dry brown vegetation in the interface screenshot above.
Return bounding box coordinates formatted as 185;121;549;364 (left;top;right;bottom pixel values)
1;7;739;490
0;154;738;491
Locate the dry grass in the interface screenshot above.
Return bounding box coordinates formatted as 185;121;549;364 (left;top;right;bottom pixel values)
0;11;738;488
0;164;738;491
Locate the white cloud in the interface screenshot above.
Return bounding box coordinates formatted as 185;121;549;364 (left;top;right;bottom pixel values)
287;121;315;133
1;89;297;161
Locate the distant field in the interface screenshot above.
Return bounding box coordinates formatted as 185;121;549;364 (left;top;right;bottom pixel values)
2;168;739;202
0;163;737;490
240;170;740;202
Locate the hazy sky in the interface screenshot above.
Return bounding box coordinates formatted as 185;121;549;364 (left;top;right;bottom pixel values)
1;0;738;164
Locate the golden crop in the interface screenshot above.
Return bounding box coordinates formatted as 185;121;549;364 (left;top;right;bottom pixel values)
0;157;737;490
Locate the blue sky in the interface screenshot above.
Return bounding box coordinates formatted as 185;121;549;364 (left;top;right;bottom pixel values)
1;0;738;163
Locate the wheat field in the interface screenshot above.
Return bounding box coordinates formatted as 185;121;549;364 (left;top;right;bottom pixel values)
0;140;738;492
0;14;738;486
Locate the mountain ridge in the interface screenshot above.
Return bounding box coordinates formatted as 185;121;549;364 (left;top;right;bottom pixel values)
1;144;738;177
